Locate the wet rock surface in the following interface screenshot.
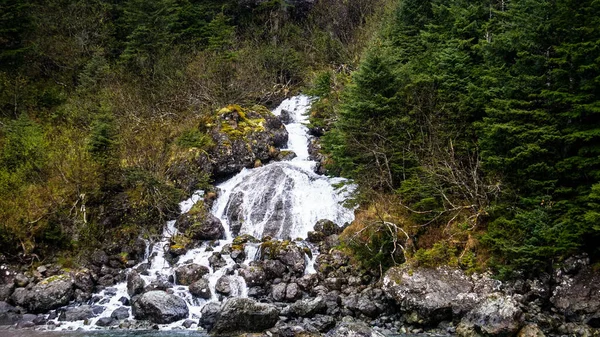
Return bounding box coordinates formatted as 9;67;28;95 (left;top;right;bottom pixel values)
131;290;189;324
210;297;280;334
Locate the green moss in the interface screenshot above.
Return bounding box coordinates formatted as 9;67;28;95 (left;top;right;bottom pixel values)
39;274;70;285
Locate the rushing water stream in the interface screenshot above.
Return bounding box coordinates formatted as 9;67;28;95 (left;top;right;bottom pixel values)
49;95;356;332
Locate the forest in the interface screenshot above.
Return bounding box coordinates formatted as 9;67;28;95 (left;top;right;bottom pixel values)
1;0;599;279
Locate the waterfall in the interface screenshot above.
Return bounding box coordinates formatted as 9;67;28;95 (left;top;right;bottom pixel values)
51;95;356;331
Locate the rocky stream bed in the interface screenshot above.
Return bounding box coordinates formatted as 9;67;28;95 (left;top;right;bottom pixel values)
0;96;599;337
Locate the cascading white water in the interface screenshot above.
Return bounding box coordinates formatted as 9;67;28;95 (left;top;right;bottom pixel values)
51;95;355;331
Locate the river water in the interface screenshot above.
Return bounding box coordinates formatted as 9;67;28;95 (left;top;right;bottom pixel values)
33;95;357;333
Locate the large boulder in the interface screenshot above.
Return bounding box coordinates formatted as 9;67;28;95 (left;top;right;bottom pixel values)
131;291;189;324
174;264;210;286
383;265;492;325
176;202;224;241
0;301;21;326
325;322;386;337
189;278;211;299
127;271;145;297
210;297;279;334
551;264;600;321
209;104;288;177
260;240;306;275
58;305;95;321
215;276;232;296
457;293;523;336
290;296;327;318
199;302;221;331
239;264;267;287
13;275;74;313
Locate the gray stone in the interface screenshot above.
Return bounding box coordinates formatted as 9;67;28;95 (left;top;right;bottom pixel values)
272;283;287;302
211;297;279;334
199;302;221;331
0;284;14;301
551;265;600;318
215;276;232;295
290;296;327;317
189;278;211;299
209;252;227;270
457;293;523;337
285;282;301;301
96;317;118;327
263;260;287;280
325;322;386;337
15;275;74;313
174;264;209;286
0;301;20;326
383;265;485;325
127;271;145;297
72;269;95;293
176;203;225;241
132;291;189;324
97;274;115;287
111;307;130;320
239;265;266;286
182;319;195;328
58;305;95;321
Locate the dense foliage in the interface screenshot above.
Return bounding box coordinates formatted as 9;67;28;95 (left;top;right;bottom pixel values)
0;0;387;262
321;0;600;277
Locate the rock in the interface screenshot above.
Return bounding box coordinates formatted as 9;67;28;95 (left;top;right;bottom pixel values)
209;252;227;270
0;284;14;301
17;275;74;313
211;297;279;334
286;283;301;301
97;274;115;286
90;249;109;266
216;276;232;295
272;283;287;302
135;263;150;276
457;293;523;337
518;323;545;337
307;231;325;243
14;273;29;287
182;319;195;328
230;247;246;263
311;314;336;332
199;302;221;331
174;264;210;286
176;203;225;241
325;322;386;337
111;307;130;320
208;104;288;178
132;291;189;324
290;297;327;317
127;271;146;297
72;269;95;293
314;219;341;236
551;265;600;319
10;287;28;308
189;278;211;299
145;277;173;292
586;314;600;328
0;301;21;325
263;260;287;280
240;265;267;286
279;109;293;124
58;305;95;321
118;296;130;306
383;265;483;325
278;150;297;161
96;317;118;327
342;293;380;318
